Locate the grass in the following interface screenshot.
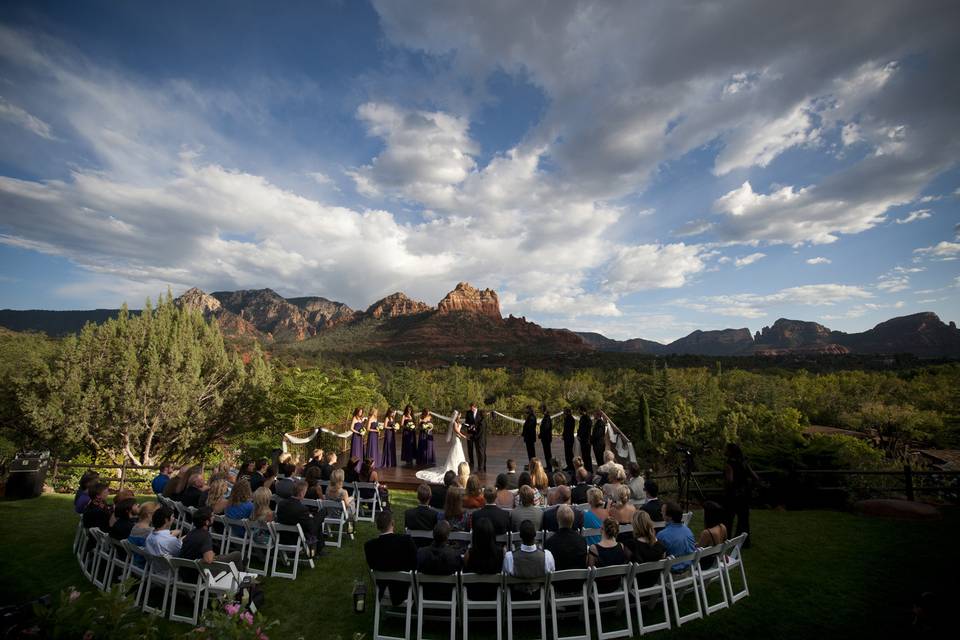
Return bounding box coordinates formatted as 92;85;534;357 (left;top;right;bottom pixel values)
1;492;955;639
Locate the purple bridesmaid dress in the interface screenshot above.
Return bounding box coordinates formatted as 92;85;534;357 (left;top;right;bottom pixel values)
349;420;364;472
365;420;382;468
382;420;397;468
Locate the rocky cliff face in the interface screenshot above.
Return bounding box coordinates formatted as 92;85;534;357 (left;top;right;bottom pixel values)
837;312;960;357
754;318;837;349
663;328;754;356
287;296;357;328
365;292;432;319
177;287;261;337
437;282;501;319
211;288;315;341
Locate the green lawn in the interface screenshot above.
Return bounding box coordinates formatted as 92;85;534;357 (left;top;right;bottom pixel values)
1;493;954;639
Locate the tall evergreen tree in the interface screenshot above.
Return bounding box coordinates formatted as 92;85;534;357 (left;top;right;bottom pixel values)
639;392;652;444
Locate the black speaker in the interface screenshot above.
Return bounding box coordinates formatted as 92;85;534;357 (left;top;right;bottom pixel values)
5;451;49;499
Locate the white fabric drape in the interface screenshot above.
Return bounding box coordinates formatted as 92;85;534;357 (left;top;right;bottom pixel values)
492;411;525;425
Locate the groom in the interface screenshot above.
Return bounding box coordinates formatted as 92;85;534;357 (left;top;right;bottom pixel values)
464;402;480;470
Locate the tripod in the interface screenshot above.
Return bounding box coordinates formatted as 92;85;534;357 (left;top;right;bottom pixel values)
676;450;705;512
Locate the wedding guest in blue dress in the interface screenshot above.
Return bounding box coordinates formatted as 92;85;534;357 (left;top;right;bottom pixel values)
400;405;416;466
381;407;398;468
365;408;382;469
349;407;365;472
417;408;436;466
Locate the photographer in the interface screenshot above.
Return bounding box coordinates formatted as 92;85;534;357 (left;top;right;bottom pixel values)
723;443;759;547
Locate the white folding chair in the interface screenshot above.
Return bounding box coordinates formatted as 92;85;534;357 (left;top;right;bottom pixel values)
201;560;255;611
168;558;204;625
88;528;114;591
630;559;671;635
695;544;730;615
461;572;503;640
665;551;703;626
140;552;175;617
270;522;314;579
72;518;85;557
76;527;97;581
590;564;634;640
120;540;148;604
321;499;350;547
355;481;382;523
580;528;602;541
222;517;249;557
722;533;750;604
106;537;132;590
548;568;590;640
210;514;227;553
510;531;544;550
371;570;416;640
416;572;458;640
504;574;548;640
681;512;693;527
244;520;275;576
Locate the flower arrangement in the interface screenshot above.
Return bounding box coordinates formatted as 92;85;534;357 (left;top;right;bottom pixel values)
190;603;278;640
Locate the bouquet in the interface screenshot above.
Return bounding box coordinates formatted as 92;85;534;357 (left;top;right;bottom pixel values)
421;422;434;434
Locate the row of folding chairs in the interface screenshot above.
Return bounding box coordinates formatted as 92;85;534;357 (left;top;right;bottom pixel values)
73;522;256;625
269;479;383;523
371;533;749;640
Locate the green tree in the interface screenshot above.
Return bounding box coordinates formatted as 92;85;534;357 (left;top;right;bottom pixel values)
639;392;652;444
16;294;272;466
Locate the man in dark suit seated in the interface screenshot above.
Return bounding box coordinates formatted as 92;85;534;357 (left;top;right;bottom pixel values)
276;479;325;555
304;448;324;470
641;480;665;525
570;466;593;505
318;451;336;481
503;459;519;490
542;486;584;531
544;505;587;571
429;470;458;510
404;484;441;545
469;486;510;535
364;510;418;606
416;521;463;600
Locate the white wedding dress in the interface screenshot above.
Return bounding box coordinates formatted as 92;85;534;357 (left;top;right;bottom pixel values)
416;410;468;484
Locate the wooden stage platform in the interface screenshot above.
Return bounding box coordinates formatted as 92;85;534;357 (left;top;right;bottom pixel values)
364;434;575;490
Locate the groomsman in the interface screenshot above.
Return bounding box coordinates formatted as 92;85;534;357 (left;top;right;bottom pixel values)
591;409;607;470
539;406;554;473
577;407;593;473
562;407;576;471
522;406;538;463
464;402;479;469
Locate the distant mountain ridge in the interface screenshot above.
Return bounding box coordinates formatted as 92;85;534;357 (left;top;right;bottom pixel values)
1;285;958;358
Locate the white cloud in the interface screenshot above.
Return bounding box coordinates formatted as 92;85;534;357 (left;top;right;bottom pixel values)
876;274;910;292
604;244;706;294
841;122;862;146
0;97;55;140
734;252;766;268
713;104;819;175
806;256;831;264
674;283;873;319
895;209;932;224
914;241;960;261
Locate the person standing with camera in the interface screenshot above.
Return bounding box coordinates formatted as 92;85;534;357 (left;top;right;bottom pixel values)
723;443;759;547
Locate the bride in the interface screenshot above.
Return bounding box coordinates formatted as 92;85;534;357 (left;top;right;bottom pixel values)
415;410;468;484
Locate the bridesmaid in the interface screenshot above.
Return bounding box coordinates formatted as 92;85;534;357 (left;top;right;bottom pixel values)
349;407;365;472
417;408;435;466
365;408;382;469
400;405;416;467
381;407;397;468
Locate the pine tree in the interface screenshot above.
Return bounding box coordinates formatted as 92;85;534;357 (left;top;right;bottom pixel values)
639;392;652;444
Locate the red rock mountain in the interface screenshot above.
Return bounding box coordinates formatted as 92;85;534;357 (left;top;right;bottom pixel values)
365;292;432;319
437;282;501;319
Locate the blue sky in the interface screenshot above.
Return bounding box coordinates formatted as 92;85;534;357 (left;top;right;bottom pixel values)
0;0;958;342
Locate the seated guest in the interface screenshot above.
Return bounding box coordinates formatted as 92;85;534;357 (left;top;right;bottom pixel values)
305;448;324;470
150;463;171;496
494;474;515;508
128;502;158;569
224;479;254;537
510;485;543;532
82;482;112;531
249;459;268;491
405;484;441;536
503;459;520;490
529;459;550;499
359;458;390;509
570;466;592;505
430;470;457;510
204;479;230;515
277;479;324;555
624;510;667;587
344;458;360;484
145;506;181;573
260;466;277;492
463;476;485;509
597;450;624;478
178;506;246;579
416;521;463;599
503;520;555;596
364;510;417;606
698;501;728;567
74;471;99;514
236;460;255;484
658;501;696;571
602;467;626;503
544;505;587;570
463;519;504;600
513;472;542;507
443;486;469;532
542;486;584;531
326;469;354;517
273;462;297;498
303;465;324;500
252;487;275;525
547;472;569;505
458;462;471;490
582;488;608;545
208;461;238;486
318;451;336;481
470;486;510;535
626;462;646;501
587;518;631;592
609;485;636;525
113;486;135;505
640;480;664;525
162;465;191;499
567;456;585;486
109;499;139;540
180;473;207;508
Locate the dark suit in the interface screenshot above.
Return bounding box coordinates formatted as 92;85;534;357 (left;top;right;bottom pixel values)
364;533;418;606
591;417;607;469
473;413;488;471
464;408;478;469
470;504;510;536
562;414;576;470
544;528;588;571
641;499;664;524
504;471;519;490
276;496;323;551
404;505;441;532
522;414;537;462
429;484;448;510
416;543;463;599
539;414;554;472
318;462;333;481
571;482;591;505
577;414;594;472
541;505;584;532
